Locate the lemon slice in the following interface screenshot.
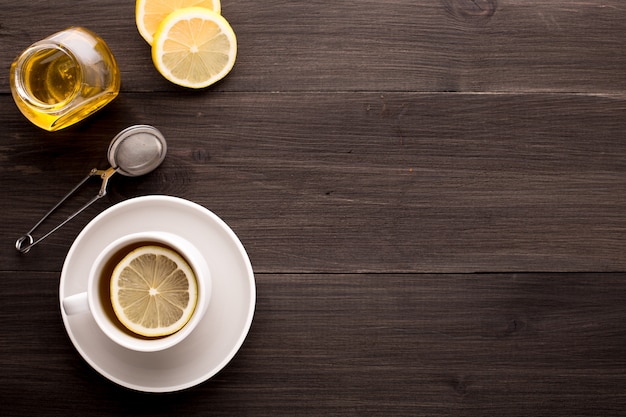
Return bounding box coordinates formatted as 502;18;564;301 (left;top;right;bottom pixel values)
151;7;237;89
136;0;221;45
110;245;198;337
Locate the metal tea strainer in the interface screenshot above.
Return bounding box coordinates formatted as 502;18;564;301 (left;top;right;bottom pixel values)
16;125;167;253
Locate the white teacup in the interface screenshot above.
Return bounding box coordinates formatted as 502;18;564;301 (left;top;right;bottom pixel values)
62;231;211;352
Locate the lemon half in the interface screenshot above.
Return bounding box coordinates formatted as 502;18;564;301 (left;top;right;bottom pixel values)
136;0;221;45
151;7;237;89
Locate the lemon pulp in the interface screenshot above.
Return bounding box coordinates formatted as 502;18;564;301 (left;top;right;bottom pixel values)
110;245;198;337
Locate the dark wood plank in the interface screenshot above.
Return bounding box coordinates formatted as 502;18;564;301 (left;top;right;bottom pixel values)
2;272;625;416
1;0;625;93
2;92;625;273
2;0;625;414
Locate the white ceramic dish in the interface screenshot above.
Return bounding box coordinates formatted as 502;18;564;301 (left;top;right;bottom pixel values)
59;195;256;392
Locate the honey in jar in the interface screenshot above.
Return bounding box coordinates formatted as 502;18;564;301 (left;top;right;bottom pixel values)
10;27;120;131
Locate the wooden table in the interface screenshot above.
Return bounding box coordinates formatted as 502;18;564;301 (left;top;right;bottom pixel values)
2;1;625;415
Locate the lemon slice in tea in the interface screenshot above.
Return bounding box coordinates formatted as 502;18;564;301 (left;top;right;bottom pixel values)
110;245;198;337
151;7;237;89
136;0;222;45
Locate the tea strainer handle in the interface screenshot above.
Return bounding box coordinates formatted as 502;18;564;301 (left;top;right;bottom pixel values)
15;167;116;253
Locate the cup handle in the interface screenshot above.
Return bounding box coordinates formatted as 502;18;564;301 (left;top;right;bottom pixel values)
62;292;89;315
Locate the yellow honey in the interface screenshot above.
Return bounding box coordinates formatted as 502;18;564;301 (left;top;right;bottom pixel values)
10;27;120;131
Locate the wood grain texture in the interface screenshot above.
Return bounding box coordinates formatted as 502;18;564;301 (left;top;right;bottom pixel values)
1;272;626;416
1;0;625;93
1;0;625;415
2;92;625;273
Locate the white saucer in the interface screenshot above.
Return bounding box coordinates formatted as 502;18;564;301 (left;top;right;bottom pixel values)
59;195;256;392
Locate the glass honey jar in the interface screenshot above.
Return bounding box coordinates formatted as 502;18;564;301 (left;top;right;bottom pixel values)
10;27;120;131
